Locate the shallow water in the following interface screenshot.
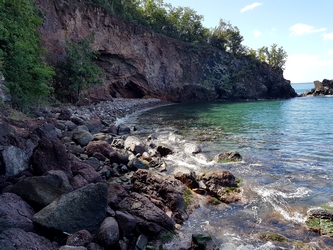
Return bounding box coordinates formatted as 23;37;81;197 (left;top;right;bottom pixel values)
124;83;333;249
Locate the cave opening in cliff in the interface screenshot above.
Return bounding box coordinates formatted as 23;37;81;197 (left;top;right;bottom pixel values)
111;81;145;98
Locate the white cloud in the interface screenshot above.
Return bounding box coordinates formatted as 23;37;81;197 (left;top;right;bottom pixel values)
324;32;333;40
289;23;326;36
253;30;261;38
329;50;333;55
284;54;333;83
240;2;262;13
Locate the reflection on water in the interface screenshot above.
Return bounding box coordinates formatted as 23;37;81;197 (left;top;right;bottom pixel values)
124;94;333;248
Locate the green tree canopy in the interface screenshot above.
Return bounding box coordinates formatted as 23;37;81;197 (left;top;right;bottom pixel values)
256;44;288;70
0;0;54;109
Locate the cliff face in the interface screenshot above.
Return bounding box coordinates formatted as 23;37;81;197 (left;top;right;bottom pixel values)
36;0;296;102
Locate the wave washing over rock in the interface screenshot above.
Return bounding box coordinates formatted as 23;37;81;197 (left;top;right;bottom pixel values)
0;98;246;250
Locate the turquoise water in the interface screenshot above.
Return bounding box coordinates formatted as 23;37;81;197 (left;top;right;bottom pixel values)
130;82;333;248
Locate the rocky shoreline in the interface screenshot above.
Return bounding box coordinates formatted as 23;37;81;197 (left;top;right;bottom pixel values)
0;98;243;250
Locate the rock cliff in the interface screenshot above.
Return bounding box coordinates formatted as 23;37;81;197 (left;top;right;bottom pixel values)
36;0;296;102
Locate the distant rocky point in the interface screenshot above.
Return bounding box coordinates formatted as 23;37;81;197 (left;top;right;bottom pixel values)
299;79;333;96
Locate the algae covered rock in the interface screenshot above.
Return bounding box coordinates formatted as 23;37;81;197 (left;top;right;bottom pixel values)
306;207;333;236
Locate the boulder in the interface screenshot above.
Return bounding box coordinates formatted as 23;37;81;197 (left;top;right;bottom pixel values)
0;193;35;233
70;160;103;190
93;217;120;249
86;141;114;160
131;169;186;224
34;123;59;139
173;167;199;189
124;136;146;155
127;157;149;170
72;125;94;147
117;123;131;135
33;183;108;234
31;136;72;178
2;145;29;176
66;229;92;247
118;192;174;236
213;151;242;162
59;246;87;250
115;211;137;236
109;149;130;164
199;170;240;203
0;228;58;250
58;108;72;120
11;170;73;208
86;242;104;250
93;133;113;144
107;182;129;209
306;208;333;236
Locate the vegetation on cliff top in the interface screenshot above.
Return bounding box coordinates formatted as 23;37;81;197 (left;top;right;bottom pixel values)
0;0;288;109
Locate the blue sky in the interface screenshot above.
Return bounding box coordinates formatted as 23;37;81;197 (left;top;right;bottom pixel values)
164;0;333;83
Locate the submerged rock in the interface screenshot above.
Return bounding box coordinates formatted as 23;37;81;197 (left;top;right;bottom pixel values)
213;151;242;162
306;207;333;236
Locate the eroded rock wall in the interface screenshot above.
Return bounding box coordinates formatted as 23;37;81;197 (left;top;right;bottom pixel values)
36;0;296;102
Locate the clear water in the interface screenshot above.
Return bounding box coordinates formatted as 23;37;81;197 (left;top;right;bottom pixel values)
126;83;333;249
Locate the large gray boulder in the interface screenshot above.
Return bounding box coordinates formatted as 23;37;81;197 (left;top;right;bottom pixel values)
70;160;103;190
0;193;35;233
118;192;174;236
0;228;58;250
72;125;94;147
11;170;73;208
2;145;29;176
33;183;108;234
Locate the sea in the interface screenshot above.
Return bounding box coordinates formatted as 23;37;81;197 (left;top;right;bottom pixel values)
123;82;333;249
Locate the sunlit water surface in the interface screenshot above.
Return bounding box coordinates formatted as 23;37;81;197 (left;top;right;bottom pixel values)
122;83;333;249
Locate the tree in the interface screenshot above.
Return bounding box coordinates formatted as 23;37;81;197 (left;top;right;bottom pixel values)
57;38;102;103
256;44;287;70
209;19;245;55
0;0;55;109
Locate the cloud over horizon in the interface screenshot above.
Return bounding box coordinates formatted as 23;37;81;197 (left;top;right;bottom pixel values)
240;2;262;13
289;23;326;36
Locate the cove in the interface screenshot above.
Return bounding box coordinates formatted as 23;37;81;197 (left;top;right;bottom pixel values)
124;83;333;248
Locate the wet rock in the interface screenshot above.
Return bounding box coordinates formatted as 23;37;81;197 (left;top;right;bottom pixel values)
66;229;92;247
115;211;137;236
118;123;131;135
131;169;186;224
2;145;29;176
128;157;149;170
72;125;94;147
93;217;120;249
0;228;58;250
124;136;146;155
190;234;216;250
107;182;128;209
213;151;242;162
199;170;240;203
33;183;108;234
173;167;199;189
86;141;114;160
11;170;73;208
31;136;72;178
306;208;333;236
156;143;174;157
0;193;35;233
70;160;103;190
183;143;201;155
118;192;175;236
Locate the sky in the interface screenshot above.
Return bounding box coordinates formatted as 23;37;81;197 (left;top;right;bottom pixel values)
164;0;333;83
